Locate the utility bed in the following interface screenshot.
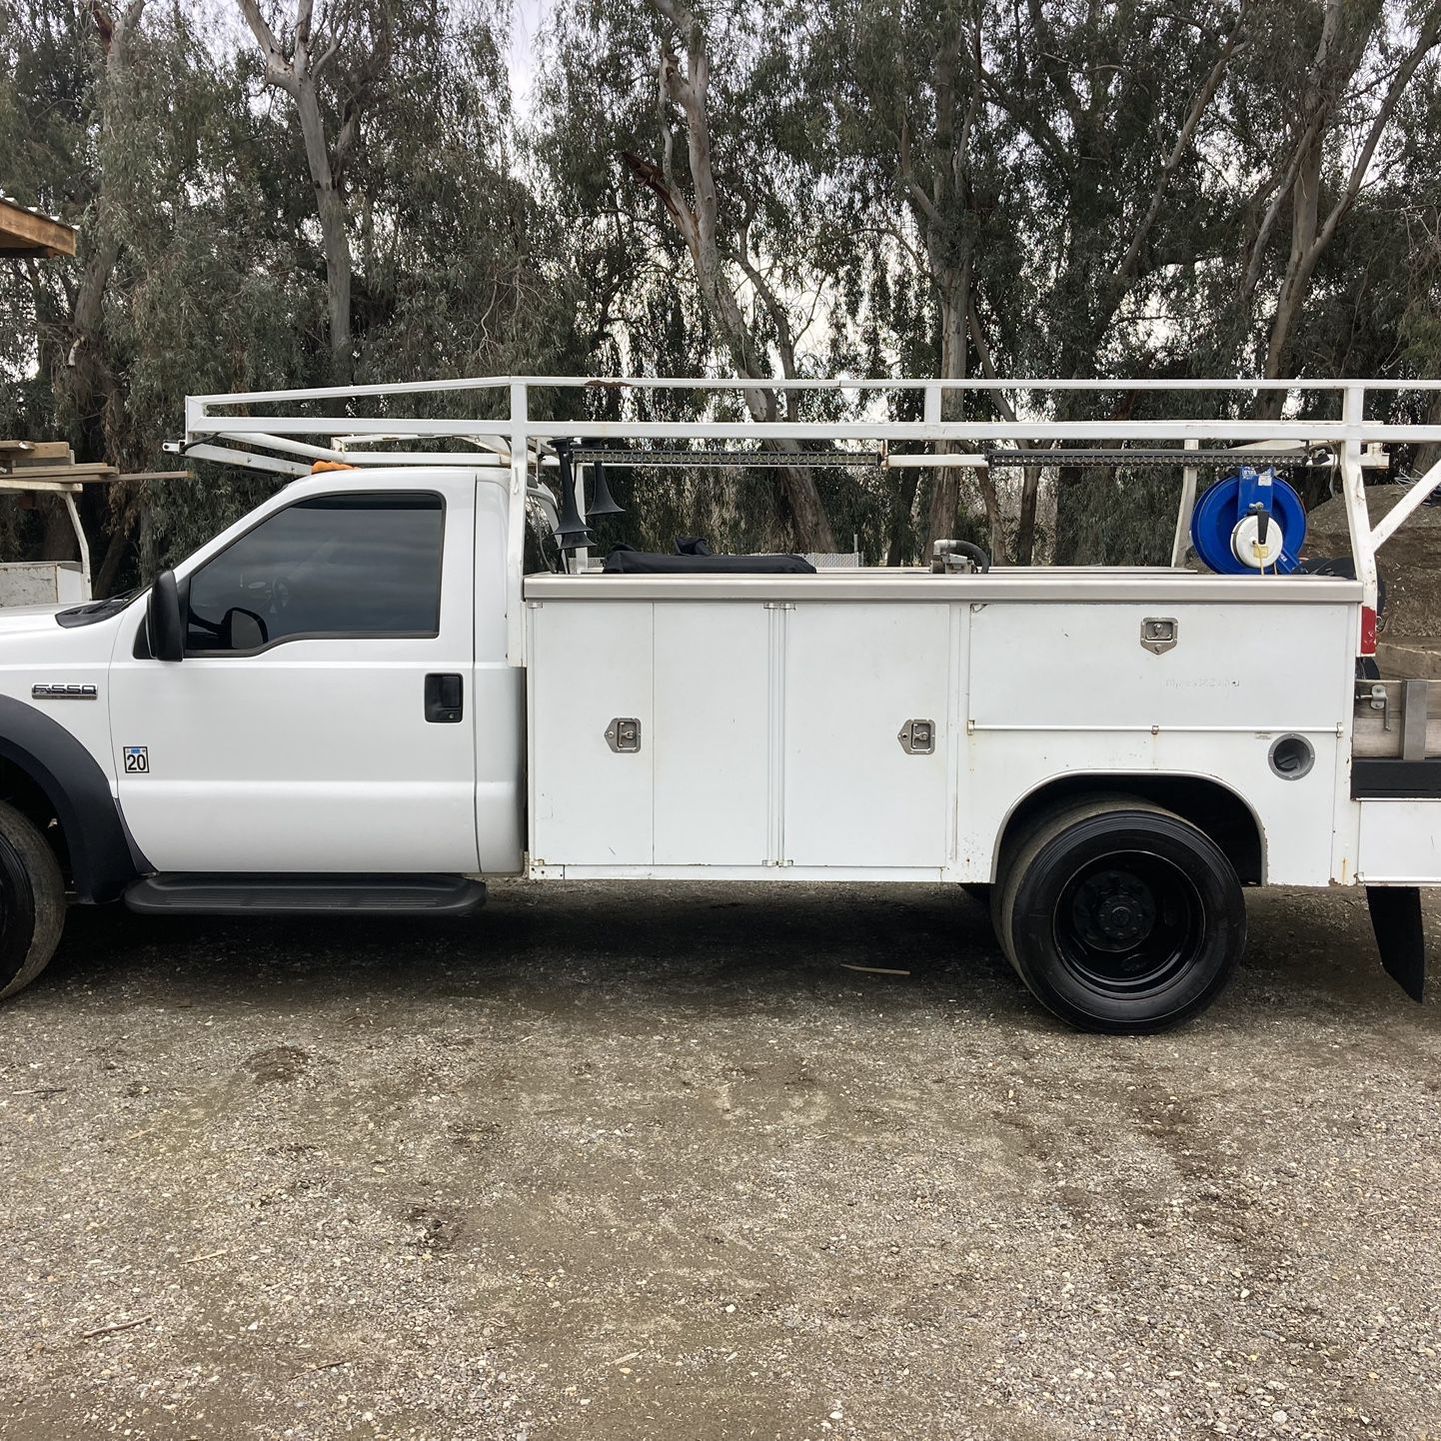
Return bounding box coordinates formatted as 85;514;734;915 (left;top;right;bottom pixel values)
525;568;1367;884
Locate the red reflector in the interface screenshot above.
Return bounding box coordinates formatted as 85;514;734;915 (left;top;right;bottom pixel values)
1361;605;1378;656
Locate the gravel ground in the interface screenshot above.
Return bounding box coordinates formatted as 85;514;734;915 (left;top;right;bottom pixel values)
0;881;1438;1441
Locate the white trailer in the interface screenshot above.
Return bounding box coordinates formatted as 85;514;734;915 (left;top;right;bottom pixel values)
0;376;1436;1030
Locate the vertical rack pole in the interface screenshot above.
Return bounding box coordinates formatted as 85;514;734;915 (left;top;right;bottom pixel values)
507;379;528;667
1171;437;1200;567
61;488;91;596
1340;384;1378;656
924;380;943;562
571;460;590;575
923;380;941;432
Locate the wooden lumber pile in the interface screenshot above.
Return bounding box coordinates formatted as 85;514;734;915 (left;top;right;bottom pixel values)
0;441;117;492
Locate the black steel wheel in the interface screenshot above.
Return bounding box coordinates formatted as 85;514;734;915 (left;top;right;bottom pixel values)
994;796;1245;1032
0;800;66;1002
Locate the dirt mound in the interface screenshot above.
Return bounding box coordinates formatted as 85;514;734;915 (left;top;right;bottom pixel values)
1306;484;1441;640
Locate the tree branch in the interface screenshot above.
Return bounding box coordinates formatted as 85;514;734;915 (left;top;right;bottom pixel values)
620;150;698;254
235;0;296;94
898;115;944;230
1115;2;1250;294
733;244;797;380
967;295;1019;424
1238;109;1325;302
1316;9;1441;252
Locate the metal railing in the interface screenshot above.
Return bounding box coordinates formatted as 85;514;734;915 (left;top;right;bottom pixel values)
181;376;1441;663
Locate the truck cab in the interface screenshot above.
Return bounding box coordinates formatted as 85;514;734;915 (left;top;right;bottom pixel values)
108;469;521;878
0;466;521;975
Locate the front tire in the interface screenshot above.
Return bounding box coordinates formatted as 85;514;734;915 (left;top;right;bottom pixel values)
994;796;1245;1032
0;800;66;1002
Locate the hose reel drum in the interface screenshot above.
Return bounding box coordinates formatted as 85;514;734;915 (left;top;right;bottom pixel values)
1189;465;1308;574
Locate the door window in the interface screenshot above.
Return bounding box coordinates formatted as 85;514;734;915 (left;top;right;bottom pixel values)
184;492;445;653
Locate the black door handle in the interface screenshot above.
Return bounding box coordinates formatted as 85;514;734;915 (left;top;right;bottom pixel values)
425;673;463;723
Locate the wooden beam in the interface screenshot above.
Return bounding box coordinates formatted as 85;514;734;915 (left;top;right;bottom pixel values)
0;478;87;495
0;464;117;482
0;440;73;462
0;199;77;259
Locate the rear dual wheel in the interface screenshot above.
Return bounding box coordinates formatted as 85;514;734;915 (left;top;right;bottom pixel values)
992;796;1245;1033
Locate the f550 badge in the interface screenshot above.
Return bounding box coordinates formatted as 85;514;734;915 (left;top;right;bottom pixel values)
32;683;97;700
123;746;149;774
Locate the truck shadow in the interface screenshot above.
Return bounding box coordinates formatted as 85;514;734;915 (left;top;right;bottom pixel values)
35;881;1432;1030
44;882;1010;1014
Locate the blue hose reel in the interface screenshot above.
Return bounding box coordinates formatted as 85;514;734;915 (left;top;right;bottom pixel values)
1189;466;1307;574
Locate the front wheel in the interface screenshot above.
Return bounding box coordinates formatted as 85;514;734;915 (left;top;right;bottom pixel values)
994;796;1245;1032
0;800;66;1002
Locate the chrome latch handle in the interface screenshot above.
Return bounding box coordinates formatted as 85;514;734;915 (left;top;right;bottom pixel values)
898;719;936;755
605;717;642;753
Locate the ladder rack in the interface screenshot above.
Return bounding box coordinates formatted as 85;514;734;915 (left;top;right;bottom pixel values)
177;375;1441;665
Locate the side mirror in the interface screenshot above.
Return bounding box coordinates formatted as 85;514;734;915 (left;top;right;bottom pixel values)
147;570;184;662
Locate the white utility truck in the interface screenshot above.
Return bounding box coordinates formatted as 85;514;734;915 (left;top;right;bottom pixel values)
0;376;1437;1031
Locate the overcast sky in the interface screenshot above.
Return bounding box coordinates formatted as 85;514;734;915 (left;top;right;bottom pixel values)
196;1;553;115
508;0;551;116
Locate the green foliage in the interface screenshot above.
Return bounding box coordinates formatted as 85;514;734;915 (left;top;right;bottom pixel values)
2;0;584;584
2;0;1439;579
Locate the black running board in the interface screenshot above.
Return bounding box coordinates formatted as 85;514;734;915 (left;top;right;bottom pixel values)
124;873;487;918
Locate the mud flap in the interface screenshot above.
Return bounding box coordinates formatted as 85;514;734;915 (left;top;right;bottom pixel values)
1366;886;1426;1003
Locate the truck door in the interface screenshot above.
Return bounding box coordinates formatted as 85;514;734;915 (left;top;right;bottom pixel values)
108;478;479;874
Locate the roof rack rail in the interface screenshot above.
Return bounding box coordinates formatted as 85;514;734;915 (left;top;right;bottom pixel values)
175;374;1441;662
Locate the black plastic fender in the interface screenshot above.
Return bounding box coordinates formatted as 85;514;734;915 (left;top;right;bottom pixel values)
0;694;149;902
1366;886;1426;1003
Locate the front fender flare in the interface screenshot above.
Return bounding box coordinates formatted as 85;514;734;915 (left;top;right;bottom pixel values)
0;694;149;902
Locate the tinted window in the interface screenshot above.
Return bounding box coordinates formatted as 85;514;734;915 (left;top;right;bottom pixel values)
185;493;444;653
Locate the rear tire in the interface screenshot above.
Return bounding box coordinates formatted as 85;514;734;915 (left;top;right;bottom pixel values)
0;800;66;1002
993;796;1245;1033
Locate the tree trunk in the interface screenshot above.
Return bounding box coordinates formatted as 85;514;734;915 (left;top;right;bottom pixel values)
1256;125;1324;421
1414;390;1441;481
57;2;144;465
885;471;920;566
632;1;838;553
236;0;358;382
1015;464;1042;565
39;2;147;586
700;276;838;552
925;266;968;553
94;523;132;597
294;78;353;381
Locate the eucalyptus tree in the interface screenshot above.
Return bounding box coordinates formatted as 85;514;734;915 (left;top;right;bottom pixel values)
1400;94;1441;476
234;0;403;381
0;0;192;575
0;1;149;466
1219;0;1441;414
4;0;572;588
534;0;850;552
818;0;1257;559
820;0;1002;553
